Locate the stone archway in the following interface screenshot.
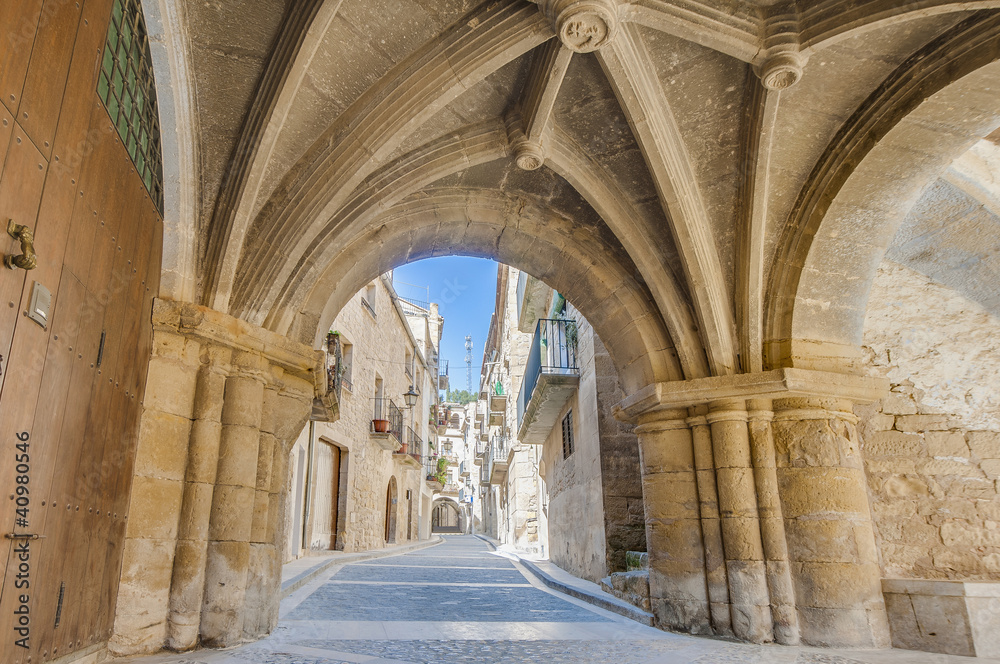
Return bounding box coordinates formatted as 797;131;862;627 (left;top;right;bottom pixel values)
431;497;466;534
106;0;1000;656
767;17;1000;370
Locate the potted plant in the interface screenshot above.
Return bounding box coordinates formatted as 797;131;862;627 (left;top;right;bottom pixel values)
372;418;389;433
400;441;408;454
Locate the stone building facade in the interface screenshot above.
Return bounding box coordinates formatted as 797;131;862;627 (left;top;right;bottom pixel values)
284;274;442;558
475;266;646;582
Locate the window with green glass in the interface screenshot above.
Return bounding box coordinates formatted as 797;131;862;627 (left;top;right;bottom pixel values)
97;0;164;214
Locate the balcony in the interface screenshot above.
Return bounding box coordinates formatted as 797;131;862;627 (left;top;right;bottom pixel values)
474;435;487;465
489;392;507;426
517;318;580;445
460;460;470;478
394;426;423;470
312;334;342;422
516;271;550;333
441;482;460;496
370;398;403;451
425;456;444;491
488;434;509;485
439;359;449;391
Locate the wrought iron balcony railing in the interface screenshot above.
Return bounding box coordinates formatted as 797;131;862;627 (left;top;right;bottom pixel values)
516;318;579;433
371;397;403;443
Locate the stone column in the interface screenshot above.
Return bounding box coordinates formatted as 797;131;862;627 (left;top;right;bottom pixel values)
200;351;267;647
110;328;201;655
772;397;889;648
110;300;324;656
746;400;800;645
244;376;313;639
635;410;711;634
686;410;732;636
166;344;230;650
707;400;773;643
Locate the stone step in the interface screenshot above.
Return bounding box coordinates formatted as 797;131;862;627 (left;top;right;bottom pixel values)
600;569;650;613
626;551;648;572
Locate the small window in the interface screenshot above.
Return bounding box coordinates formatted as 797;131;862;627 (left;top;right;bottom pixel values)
405;349;413;378
562;410;574;459
362;283;377;317
341;339;354;392
97;0;163;212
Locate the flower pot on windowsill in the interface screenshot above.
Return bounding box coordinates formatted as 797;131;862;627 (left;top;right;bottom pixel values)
372;418;389;433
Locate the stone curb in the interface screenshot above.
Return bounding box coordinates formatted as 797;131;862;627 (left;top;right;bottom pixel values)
281;535;443;597
473;534;655;626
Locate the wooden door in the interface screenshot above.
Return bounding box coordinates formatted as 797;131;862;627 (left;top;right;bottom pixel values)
385;478;397;543
329;445;340;550
0;1;163;661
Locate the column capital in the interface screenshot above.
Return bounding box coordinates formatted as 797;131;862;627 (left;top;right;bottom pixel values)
614;368;888;423
152;298;322;391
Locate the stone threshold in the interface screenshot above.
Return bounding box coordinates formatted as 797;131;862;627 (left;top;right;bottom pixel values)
280;536;443;597
473;534;655;626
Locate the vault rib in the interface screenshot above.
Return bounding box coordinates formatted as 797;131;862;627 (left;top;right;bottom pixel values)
520;40;574;146
597;22;737;376
547;127;709;379
229;1;552;325
735;78;780;374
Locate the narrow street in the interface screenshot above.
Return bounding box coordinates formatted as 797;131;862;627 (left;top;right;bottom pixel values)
118;536;995;664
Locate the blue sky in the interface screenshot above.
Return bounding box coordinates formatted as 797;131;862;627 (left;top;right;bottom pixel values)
391;256;499;393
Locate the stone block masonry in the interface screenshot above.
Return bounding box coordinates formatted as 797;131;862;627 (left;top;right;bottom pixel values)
857;384;1000;581
110;300;318;655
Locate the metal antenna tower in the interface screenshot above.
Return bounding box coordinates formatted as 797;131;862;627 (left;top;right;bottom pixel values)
465;335;473;392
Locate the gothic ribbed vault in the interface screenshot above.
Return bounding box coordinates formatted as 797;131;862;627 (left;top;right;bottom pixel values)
147;0;1000;390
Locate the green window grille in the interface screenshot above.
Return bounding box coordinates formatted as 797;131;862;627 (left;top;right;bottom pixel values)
97;0;164;214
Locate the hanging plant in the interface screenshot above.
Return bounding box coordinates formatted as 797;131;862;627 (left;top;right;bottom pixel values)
564;320;578;348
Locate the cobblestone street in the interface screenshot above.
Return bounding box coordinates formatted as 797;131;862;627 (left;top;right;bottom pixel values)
119;537;998;664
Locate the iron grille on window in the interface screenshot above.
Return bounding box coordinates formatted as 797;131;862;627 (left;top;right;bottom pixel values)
97;0;164;213
562;410;574;459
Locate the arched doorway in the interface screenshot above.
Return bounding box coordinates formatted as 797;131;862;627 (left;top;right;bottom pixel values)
385;476;398;544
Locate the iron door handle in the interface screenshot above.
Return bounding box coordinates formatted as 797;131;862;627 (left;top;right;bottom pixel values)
4;219;37;270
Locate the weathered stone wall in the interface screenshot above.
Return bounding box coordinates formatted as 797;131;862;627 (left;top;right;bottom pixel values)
497;269;538;550
593;333;646;573
541;313;608;582
859;260;1000;580
284;276;432;558
859;388;1000;580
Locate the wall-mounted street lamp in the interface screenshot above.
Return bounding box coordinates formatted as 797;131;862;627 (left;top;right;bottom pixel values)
403;385;419;409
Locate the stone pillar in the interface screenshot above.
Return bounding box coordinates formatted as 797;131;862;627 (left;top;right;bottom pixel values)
166;345;231;650
772;397;889;648
686;410;732;636
246;376;312;639
746;400;800;645
200;352;267;647
110;328;201;655
635;410;711;634
110;299;323;656
707;400;773;643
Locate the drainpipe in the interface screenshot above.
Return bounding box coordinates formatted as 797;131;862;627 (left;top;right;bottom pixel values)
302;420;315;552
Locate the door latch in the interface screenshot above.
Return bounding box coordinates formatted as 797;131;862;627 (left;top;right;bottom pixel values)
4;532;44;540
4;219;37;270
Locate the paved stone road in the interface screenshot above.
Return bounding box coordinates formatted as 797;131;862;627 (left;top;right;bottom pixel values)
121;536;999;664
